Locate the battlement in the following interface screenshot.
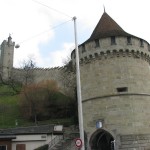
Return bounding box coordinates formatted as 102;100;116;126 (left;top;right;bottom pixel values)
80;49;150;65
13;65;74;75
1;35;15;48
12;66;75;95
71;36;150;65
13;66;65;71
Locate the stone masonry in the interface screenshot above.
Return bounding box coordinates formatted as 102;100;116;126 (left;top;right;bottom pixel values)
71;12;150;149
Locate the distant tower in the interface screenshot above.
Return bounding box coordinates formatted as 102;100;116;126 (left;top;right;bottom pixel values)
71;12;150;149
0;35;15;80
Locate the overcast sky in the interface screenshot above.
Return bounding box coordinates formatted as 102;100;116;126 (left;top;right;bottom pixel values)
0;0;150;68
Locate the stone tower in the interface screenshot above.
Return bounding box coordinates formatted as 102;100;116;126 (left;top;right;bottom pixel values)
71;12;150;149
0;35;15;80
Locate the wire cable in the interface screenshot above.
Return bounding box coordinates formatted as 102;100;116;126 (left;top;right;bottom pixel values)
18;19;72;45
32;0;72;19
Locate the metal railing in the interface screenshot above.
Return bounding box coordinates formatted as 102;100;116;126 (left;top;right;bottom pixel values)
48;135;63;150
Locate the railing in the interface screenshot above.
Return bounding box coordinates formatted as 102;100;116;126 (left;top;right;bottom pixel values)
48;127;79;150
60;132;80;150
48;135;63;150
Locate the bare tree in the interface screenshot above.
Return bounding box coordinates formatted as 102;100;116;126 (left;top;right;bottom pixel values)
21;58;36;85
0;66;22;95
61;56;76;98
0;56;36;95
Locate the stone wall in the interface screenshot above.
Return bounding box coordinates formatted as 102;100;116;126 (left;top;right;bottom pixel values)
72;35;150;149
12;66;76;96
119;134;150;149
81;55;150;132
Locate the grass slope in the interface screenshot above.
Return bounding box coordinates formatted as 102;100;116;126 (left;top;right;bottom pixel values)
0;84;73;128
0;84;20;128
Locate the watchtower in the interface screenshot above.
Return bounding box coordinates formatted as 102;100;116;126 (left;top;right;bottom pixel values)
0;35;15;80
71;12;150;149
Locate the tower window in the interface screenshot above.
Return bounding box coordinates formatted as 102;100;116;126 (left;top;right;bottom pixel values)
117;87;128;93
95;39;100;47
140;39;144;47
127;36;132;45
82;44;86;53
111;36;116;45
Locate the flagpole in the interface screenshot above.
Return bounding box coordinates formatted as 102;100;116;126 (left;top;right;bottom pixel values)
73;16;85;150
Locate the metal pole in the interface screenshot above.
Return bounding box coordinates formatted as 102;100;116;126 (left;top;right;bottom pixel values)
73;16;85;150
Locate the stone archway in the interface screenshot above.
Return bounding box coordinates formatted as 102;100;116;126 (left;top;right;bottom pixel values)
89;129;115;150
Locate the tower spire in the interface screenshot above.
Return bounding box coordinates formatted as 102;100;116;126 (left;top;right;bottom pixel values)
103;5;105;13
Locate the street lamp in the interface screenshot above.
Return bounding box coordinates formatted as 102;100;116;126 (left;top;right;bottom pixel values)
15;44;20;49
73;16;85;150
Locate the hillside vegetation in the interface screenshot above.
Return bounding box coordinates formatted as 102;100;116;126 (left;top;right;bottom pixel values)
0;84;21;128
0;83;76;128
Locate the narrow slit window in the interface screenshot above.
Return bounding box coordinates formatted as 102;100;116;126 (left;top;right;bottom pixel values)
127;36;132;45
117;87;128;93
95;39;100;47
82;44;86;53
140;39;144;47
111;36;116;45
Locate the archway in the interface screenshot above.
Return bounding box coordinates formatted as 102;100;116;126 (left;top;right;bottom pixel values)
90;129;115;150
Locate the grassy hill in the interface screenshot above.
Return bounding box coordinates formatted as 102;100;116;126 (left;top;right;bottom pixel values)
0;84;74;128
0;84;21;128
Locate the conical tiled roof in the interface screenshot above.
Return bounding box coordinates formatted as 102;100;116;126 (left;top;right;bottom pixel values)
87;12;132;41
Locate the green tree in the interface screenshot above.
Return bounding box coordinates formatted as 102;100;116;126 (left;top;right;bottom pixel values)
19;83;49;124
19;79;77;124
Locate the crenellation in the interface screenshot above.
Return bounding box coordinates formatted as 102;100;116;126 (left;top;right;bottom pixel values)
79;49;150;65
8;62;75;96
73;35;150;66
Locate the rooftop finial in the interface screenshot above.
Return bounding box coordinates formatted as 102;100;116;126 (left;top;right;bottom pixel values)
8;33;12;46
103;5;105;13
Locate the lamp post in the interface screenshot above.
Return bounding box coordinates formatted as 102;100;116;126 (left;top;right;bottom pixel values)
73;16;85;150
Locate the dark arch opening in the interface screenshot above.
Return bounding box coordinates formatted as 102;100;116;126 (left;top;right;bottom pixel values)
90;129;115;150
